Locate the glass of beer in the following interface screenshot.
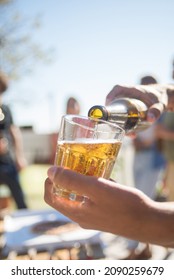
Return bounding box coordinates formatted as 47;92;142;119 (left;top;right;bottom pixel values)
53;115;125;201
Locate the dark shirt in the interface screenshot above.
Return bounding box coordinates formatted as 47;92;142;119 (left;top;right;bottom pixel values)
0;104;14;164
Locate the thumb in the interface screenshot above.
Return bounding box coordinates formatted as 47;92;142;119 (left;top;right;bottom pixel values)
47;166;98;198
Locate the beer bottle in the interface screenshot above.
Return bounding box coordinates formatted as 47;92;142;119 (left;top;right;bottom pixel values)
88;98;149;132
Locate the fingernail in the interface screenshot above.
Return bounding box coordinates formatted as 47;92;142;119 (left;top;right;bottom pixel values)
47;166;57;181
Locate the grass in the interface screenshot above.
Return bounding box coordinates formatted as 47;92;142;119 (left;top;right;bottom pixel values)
19;164;51;210
19;157;125;210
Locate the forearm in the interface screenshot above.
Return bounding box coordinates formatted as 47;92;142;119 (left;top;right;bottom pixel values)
10;125;23;155
113;187;174;247
146;201;174;247
10;125;26;169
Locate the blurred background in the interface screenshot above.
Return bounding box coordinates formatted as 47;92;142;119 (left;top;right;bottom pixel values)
1;0;174;261
1;0;174;133
0;0;173;210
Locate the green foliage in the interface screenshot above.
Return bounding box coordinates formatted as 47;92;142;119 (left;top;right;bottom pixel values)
0;0;53;80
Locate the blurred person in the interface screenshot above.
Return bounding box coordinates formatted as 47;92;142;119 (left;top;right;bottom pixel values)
0;71;27;209
65;97;80;115
156;112;174;202
155;59;174;201
123;76;167;259
44;83;174;248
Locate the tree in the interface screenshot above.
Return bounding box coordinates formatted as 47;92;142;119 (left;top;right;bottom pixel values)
0;0;53;79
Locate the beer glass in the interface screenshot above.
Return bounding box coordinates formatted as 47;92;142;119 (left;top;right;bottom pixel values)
53;115;125;201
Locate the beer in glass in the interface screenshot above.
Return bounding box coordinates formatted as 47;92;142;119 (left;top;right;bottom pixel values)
54;115;125;201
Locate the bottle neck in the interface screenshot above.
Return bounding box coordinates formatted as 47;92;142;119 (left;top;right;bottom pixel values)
88;105;108;120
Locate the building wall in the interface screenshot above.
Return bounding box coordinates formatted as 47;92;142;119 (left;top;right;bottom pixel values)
21;128;52;164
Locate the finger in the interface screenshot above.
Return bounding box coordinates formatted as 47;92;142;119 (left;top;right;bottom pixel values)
44;177;88;221
105;85;160;107
106;85;129;105
147;102;165;122
44;177;57;207
47;166;100;198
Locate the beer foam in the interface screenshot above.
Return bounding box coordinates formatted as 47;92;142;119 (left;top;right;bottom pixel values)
58;138;121;144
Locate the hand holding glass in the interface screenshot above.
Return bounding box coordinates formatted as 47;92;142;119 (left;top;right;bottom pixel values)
53;115;125;201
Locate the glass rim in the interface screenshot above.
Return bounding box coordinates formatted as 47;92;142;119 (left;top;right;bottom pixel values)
62;114;125;135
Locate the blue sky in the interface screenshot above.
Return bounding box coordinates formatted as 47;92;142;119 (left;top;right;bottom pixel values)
5;0;174;133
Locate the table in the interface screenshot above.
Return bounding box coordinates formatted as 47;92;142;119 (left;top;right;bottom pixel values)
0;209;105;260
